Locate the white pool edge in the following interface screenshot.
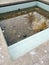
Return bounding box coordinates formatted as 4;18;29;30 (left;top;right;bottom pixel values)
0;1;49;13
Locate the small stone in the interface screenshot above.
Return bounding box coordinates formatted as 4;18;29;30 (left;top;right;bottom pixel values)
2;30;4;33
23;35;27;38
0;47;2;50
25;22;27;24
40;60;44;64
18;35;21;38
44;50;47;53
30;51;36;55
0;55;4;64
1;56;4;59
0;54;4;59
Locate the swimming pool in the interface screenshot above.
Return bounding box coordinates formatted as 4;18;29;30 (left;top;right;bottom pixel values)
0;0;49;60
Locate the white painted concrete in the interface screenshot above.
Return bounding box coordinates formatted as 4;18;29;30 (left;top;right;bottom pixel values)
0;1;49;13
0;1;36;13
37;2;49;11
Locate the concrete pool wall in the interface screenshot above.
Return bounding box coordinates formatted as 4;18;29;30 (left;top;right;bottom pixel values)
37;2;49;11
0;1;37;13
0;1;49;14
8;28;49;60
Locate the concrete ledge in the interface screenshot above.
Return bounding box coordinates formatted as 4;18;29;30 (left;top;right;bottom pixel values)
0;27;7;45
37;2;49;11
0;1;49;14
8;28;49;60
0;1;36;14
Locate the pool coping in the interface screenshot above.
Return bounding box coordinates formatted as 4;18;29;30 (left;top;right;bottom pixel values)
0;1;49;14
0;0;49;7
